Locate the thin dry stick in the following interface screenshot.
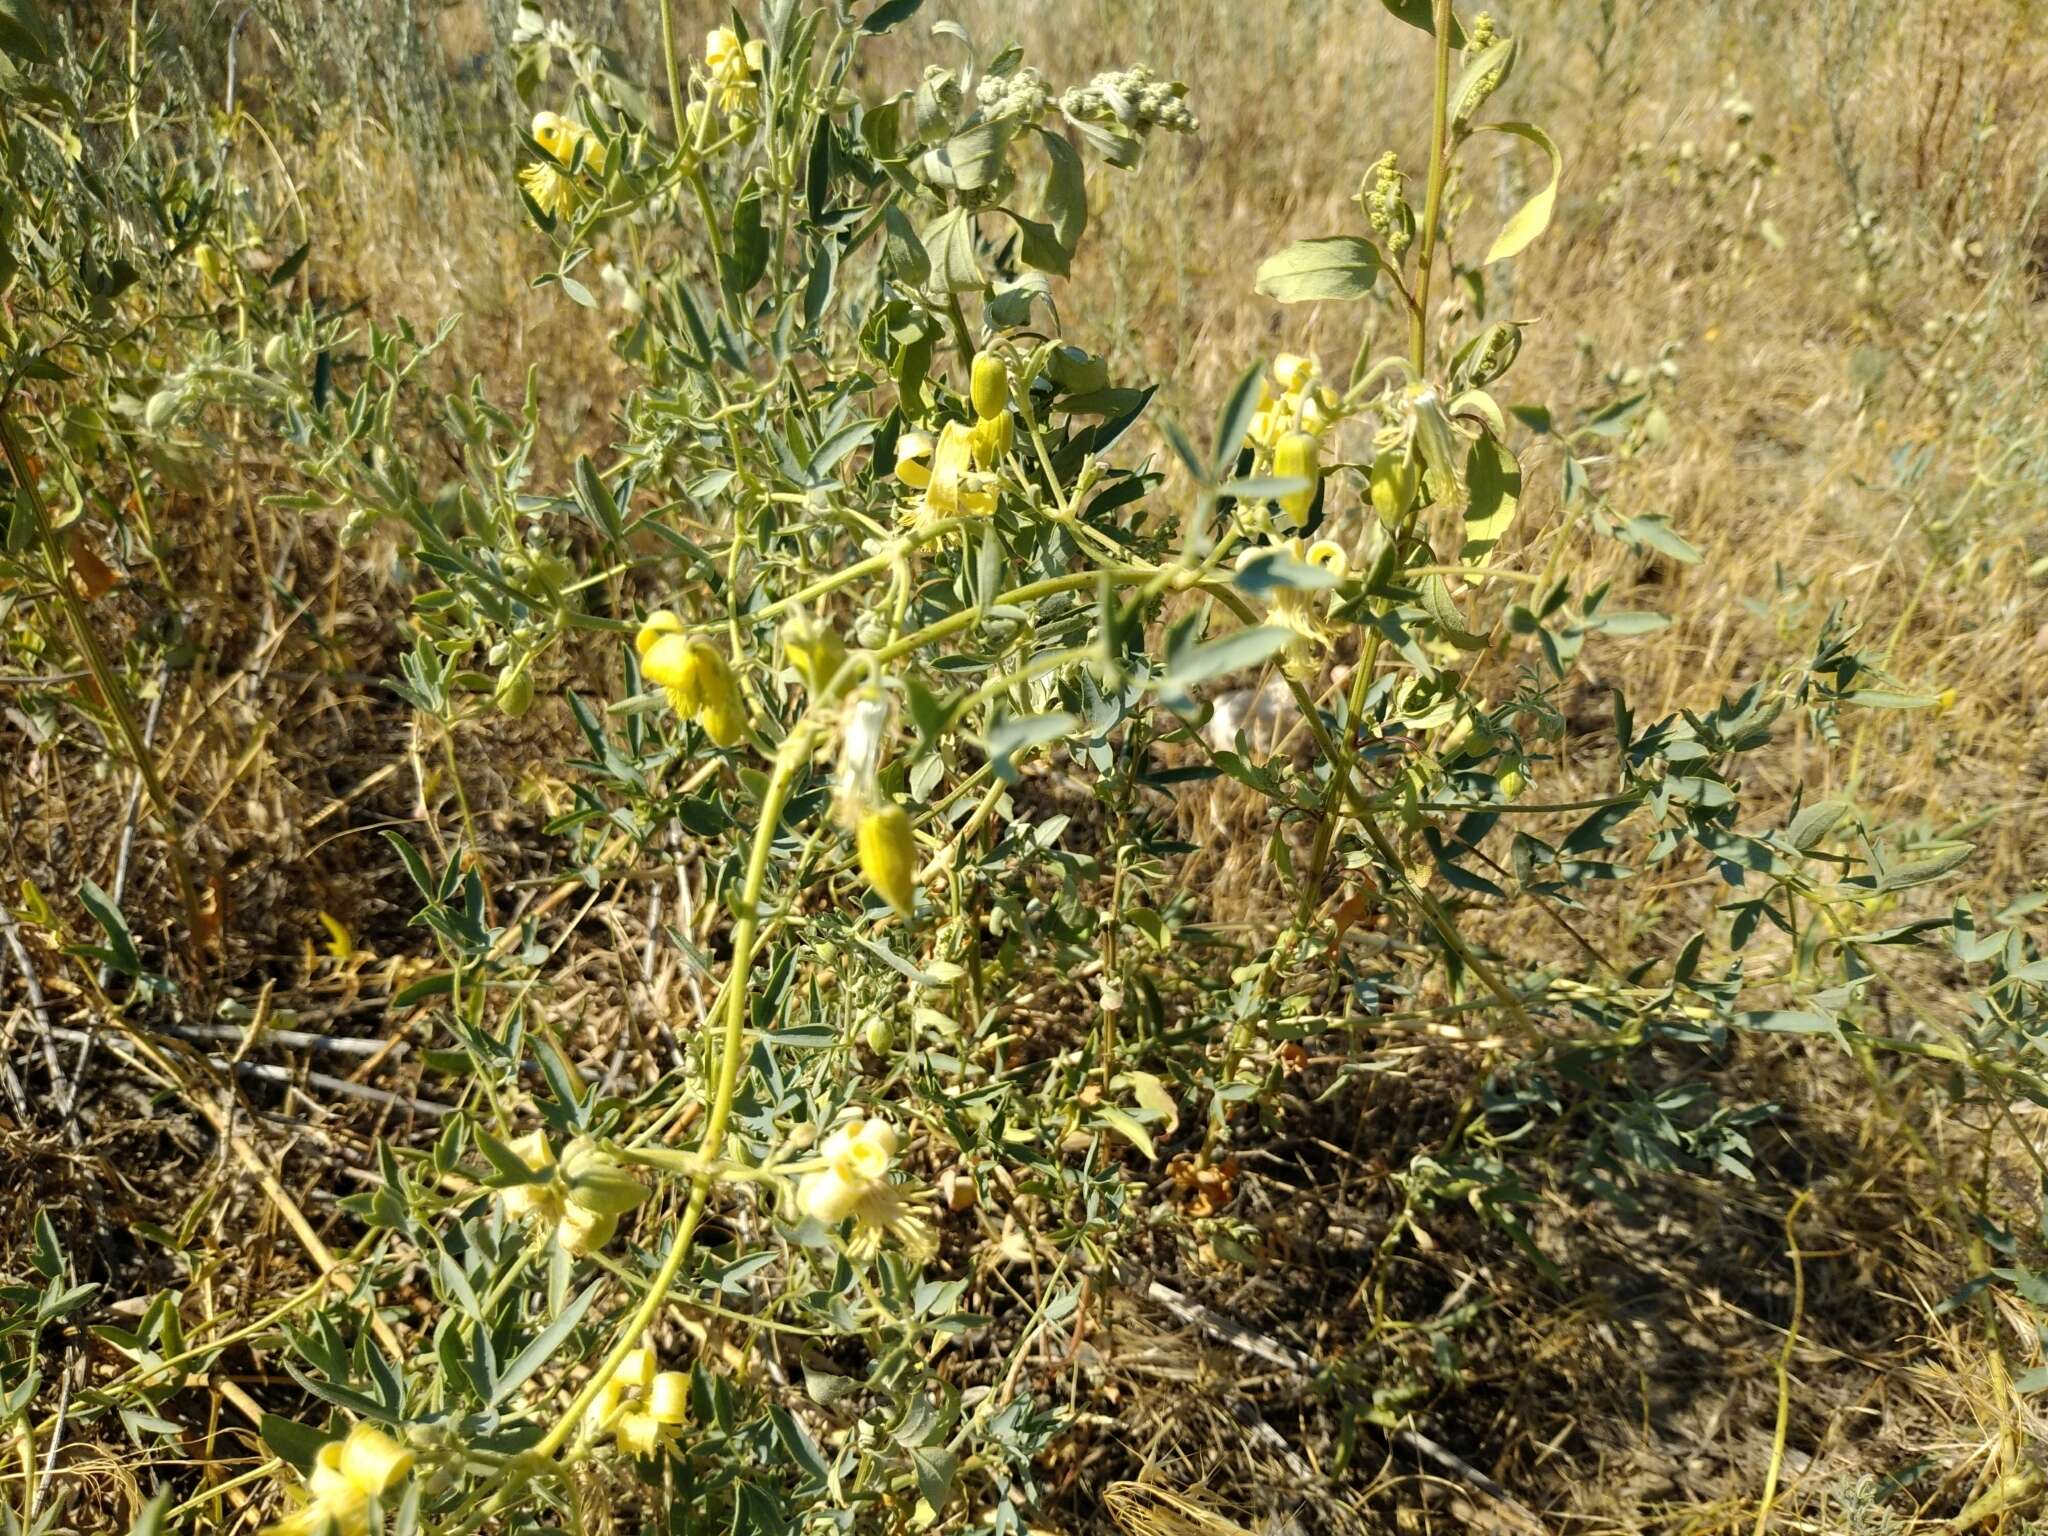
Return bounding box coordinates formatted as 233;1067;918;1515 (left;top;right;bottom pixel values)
0;909;76;1147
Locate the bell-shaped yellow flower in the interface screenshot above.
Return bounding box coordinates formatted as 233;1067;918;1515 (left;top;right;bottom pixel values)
969;410;1014;469
260;1424;414;1536
648;1370;690;1425
496;1129;558;1223
903;420;996;531
795;1117;929;1258
856;803;917;917
705;27;768;114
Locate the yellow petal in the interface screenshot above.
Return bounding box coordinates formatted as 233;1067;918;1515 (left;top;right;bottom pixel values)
616;1410;663;1457
649;1370;690;1425
338;1424;414;1498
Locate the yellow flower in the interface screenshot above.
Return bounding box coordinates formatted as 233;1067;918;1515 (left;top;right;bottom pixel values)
497;1129;558;1222
520;111;606;220
530;111;607;174
970;351;1010;419
856;803;917;917
260;1424;413;1536
1272;430;1320;530
1242;538;1349;681
969;410;1014;469
705;27;768;114
556;1201;619;1256
587;1347;686;1455
796;1117;930;1258
336;1425;414;1499
648;1370;690;1425
637;616;748;748
1272;352;1318;394
639;631;704;716
902;420;996;532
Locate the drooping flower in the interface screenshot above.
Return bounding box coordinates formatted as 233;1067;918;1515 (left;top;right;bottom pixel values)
519;110;606;220
588;1344;691;1457
636;613;749;749
705;27;768;115
901;420;996;533
1241;538;1351;681
856;803;917;918
261;1423;414;1536
1272;430;1321;530
796;1116;931;1257
1246;352;1344;452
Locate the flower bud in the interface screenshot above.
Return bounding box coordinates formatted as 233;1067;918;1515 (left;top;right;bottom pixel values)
970;351;1010;419
1497;765;1526;801
262;333;293;372
782;613;847;697
862;1012;894;1054
559;1139;649;1217
856;803;917;917
494;663;535;718
914;65;962;139
1371;449;1420;529
1272;431;1320;530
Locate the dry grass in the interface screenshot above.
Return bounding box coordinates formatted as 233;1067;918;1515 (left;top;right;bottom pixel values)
4;0;2046;1532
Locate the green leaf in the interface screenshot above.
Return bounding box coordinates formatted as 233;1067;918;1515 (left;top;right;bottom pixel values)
1039;127;1088;253
1378;0;1467;45
0;0;59;65
1420;574;1487;650
78;879;140;977
1253;236;1382;303
985;711;1075;783
1158;625;1290;705
1878;844;1973;893
1094;1104;1157;1160
1733;1010;1840;1037
879;205;930;286
1461;435;1520;563
1005;210;1069;276
1450;36;1517;126
924;207;982;293
1212;360;1266;476
125;1490;173;1536
1845;689;1945;710
861;0;922;32
259;1414;331;1476
729;183;769;295
1621;514;1702;565
1787;801;1849;851
492;1280;603;1407
911;1446;958;1513
918;120;1014;193
1476;122;1562;264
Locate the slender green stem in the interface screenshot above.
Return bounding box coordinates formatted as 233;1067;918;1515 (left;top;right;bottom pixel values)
533;720;817;1460
657;0;687;147
1409;0;1457;372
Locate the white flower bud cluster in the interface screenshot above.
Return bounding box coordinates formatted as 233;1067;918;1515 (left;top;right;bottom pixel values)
975;66;1051;125
1059;65;1197;136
